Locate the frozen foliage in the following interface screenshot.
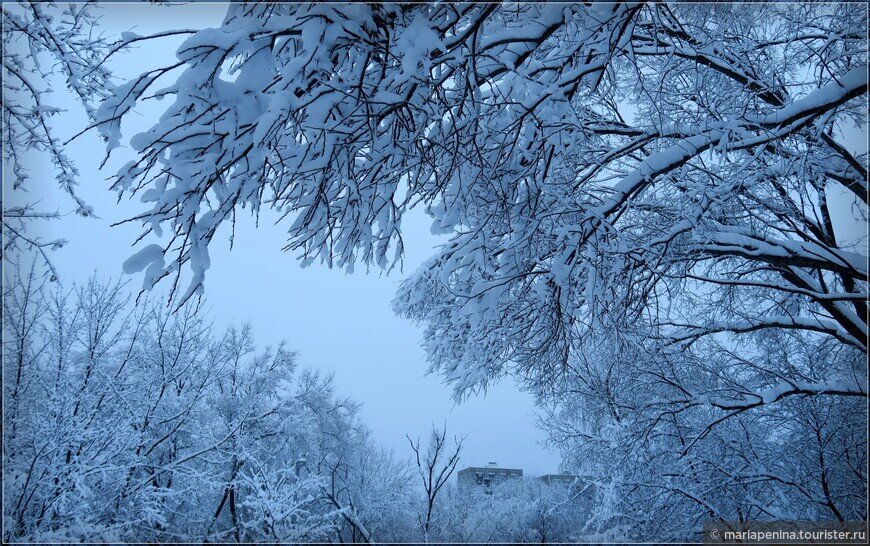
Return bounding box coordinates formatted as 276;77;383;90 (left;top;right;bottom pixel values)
538;333;866;540
431;478;594;543
99;2;866;379
1;2;116;276
1;269;418;543
1;2;193;278
97;9;867;534
4;1;869;541
2;269;604;543
2;2;112;213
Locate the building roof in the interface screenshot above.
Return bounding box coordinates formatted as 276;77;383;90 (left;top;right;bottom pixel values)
458;465;523;475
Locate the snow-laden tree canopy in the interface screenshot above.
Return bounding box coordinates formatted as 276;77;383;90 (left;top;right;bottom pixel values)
3;2;868;538
2;2;116;277
97;1;867;400
2;269;421;542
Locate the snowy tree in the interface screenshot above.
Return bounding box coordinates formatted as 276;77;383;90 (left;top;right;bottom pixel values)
428;476;592;542
539;332;866;539
1;272;413;543
1;2;118;277
322;436;419;543
93;5;866;530
4;1;868;541
92;2;866;389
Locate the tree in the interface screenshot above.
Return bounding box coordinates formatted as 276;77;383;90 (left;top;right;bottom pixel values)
407;424;464;542
538;332;866;539
1;271;411;542
423;474;592;542
92;2;865;389
91;6;866;531
321;436;419;543
1;2;117;278
4;1;868;540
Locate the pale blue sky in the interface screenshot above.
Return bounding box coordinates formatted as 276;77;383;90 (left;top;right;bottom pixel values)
5;2;562;476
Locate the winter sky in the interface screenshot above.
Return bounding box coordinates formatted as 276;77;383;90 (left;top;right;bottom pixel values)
6;2;562;475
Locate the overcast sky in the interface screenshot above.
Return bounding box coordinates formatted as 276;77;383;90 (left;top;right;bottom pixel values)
5;2;562;476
